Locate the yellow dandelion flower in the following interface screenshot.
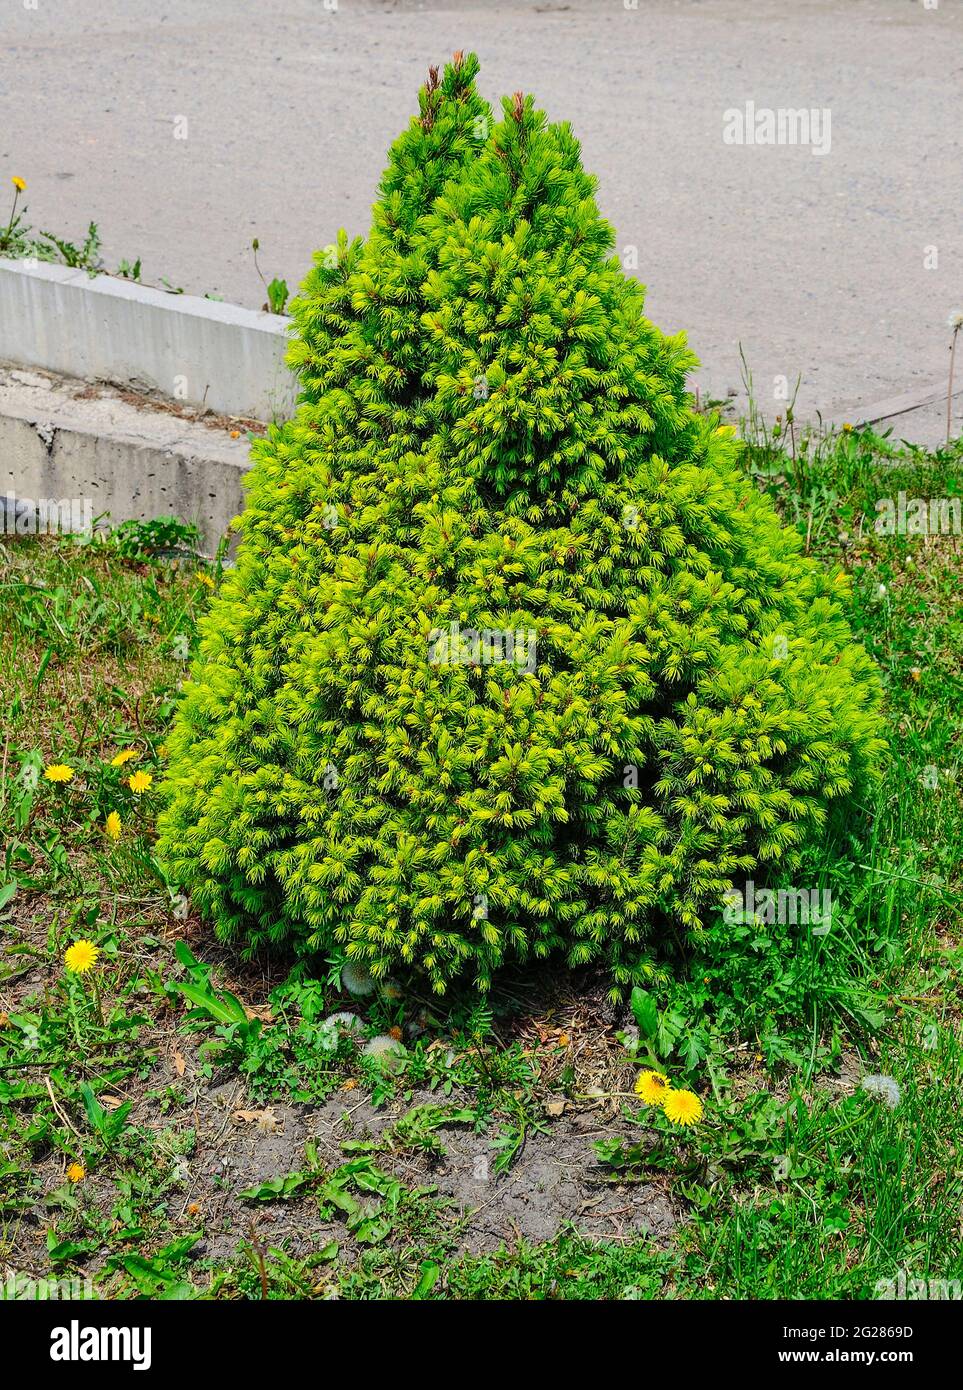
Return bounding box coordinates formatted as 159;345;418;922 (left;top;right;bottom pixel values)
105;811;122;840
43;763;74;783
64;939;99;974
157;744;168;759
128;770;152;794
12;176;26;192
635;1069;670;1105
66;1162;85;1183
662;1088;703;1127
110;749;138;767
197;572;215;589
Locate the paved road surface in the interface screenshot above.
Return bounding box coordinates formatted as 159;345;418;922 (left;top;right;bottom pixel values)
2;0;962;440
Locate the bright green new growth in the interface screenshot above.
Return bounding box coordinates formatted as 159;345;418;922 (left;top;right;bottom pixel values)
158;56;886;996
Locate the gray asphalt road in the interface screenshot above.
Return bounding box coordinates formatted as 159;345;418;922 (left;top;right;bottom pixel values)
2;0;962;439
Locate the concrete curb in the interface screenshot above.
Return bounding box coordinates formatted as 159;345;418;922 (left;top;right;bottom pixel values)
0;365;251;552
0;258;297;422
850;380;963;430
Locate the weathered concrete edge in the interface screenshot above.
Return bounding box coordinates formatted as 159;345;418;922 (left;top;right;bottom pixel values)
0;257;298;423
0;371;250;554
843;379;963;430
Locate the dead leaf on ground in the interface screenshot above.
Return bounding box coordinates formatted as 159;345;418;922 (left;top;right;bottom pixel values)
244;1004;274;1022
234;1107;281;1134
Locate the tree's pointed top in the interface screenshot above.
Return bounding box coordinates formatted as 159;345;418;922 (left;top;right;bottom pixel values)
422;93;697;503
417;50;482;128
373;50;488;228
421;65;441;127
287;53;490;398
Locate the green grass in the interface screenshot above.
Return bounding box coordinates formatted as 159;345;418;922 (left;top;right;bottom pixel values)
0;429;960;1301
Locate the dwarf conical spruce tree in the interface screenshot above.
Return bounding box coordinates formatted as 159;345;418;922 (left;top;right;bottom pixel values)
159;62;886;996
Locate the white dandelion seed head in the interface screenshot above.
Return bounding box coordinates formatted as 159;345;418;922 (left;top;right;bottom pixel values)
323;1011;362;1033
860;1074;901;1109
947;309;963;331
340;961;377;997
362;1035;407;1069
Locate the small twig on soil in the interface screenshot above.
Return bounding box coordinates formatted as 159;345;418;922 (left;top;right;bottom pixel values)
45;1074;83;1140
